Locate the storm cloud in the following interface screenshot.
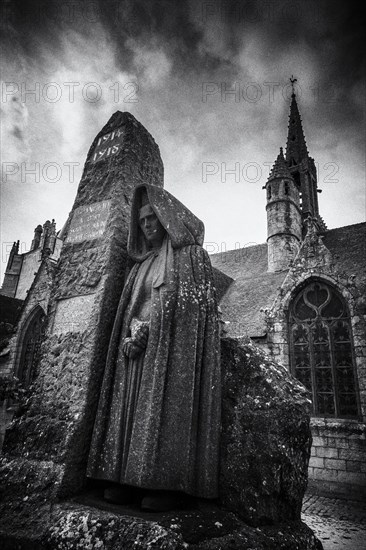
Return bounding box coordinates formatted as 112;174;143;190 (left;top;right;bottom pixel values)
0;0;365;278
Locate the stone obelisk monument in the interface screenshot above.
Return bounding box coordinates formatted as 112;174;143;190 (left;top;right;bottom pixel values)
1;112;164;509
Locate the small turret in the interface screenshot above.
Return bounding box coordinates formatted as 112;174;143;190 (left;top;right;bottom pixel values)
0;241;22;297
265;148;302;272
40;219;56;257
31;225;43;251
6;241;20;270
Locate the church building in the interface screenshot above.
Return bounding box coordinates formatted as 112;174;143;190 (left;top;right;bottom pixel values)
0;92;365;498
211;90;366;497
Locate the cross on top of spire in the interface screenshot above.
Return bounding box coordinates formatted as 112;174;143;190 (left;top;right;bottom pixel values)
290;75;297;96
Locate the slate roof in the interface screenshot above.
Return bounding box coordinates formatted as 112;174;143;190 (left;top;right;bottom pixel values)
210;243;287;338
210;222;366;339
211;268;233;302
322;223;366;276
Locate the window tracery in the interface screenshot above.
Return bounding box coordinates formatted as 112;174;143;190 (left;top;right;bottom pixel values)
289;281;359;418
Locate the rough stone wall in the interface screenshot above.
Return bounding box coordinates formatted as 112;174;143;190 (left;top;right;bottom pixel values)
1;111;164;500
220;338;312;525
264;228;366;495
308;419;366;496
0;259;56;451
14;235;62;301
0;259;54;380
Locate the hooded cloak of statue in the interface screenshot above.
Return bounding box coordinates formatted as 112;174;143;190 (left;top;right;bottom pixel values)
87;184;221;498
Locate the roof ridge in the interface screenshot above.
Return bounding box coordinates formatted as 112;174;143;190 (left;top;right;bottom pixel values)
325;221;366;232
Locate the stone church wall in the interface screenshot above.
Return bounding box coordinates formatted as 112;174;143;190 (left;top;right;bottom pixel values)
308;419;366;496
0;259;55;450
1;260;54;378
265;263;366;497
15;250;42;300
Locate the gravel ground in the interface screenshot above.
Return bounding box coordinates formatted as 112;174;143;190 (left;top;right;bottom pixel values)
302;493;366;550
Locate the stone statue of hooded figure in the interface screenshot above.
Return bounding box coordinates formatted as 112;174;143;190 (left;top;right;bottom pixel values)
87;183;221;508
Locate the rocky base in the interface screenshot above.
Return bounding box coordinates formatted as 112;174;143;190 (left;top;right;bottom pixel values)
0;495;323;550
0;338;318;548
220;338;313;525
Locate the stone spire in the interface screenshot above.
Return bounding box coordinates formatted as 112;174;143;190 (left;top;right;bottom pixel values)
31;225;43;251
268;147;293;182
283;79;325;230
285;90;308;167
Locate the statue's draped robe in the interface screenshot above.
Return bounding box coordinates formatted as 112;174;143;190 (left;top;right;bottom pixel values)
87;184;221;498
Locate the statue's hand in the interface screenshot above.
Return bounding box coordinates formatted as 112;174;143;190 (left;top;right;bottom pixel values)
132;324;149;350
122;338;142;359
122;324;149;359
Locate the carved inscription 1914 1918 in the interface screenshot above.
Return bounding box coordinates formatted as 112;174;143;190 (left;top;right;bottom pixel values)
91;128;125;163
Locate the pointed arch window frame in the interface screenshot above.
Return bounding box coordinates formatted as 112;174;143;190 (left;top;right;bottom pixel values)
288;279;360;420
15;304;46;388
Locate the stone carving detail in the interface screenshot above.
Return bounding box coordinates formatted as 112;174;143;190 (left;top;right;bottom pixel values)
54;247;105;299
291;216;333;272
52;295;95;335
66;200;111;244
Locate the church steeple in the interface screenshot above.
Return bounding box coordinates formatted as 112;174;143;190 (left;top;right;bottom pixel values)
282;77;325;230
285;85;308;166
263;78;327;271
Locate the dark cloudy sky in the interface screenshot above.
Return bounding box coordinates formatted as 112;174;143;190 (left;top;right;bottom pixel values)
1;0;365;279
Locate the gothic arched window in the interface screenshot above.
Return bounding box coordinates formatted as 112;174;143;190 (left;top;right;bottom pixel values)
289;281;359;418
267;185;272;200
17;307;46;387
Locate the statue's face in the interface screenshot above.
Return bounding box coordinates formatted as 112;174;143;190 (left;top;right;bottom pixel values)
139;204;165;247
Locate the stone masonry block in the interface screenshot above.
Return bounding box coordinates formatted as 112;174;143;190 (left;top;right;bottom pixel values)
346;460;362;472
309;457;324;469
311;467;338;481
324;458;346;471
348;439;366;450
333;438;349;449
339;449;365;461
315;447;338;459
311;436;326;447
